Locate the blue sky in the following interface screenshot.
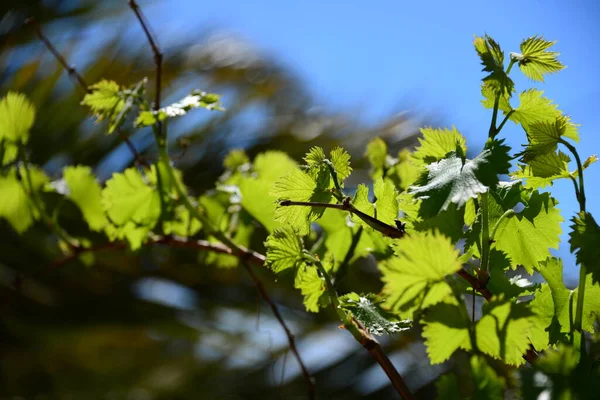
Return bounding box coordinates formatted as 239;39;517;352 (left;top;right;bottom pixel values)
139;0;600;281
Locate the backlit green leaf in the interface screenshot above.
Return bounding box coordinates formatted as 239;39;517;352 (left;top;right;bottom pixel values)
569;212;600;284
382;231;461;314
294;264;330;313
513;36;565;82
413;127;467;163
102;167;161;229
0;92;35;144
63;166;108;231
476;297;537;366
264;226;306;274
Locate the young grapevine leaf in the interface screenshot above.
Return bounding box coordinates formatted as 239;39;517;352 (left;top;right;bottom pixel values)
421;303;471;363
512;151;571;189
316;209;371;270
63;166;108;231
102;167;160;248
223;149;249;171
339;293;411;336
134;90;222;127
1;141;18;166
366;137;388;179
491;191;563;273
294;264;330;313
163;206;202;237
410;151;490;216
0;170;37;233
0;92;35;143
476;297;537;366
253;151;298;183
393;148;421;189
412;127;467;163
237;151;297;232
381;231;461;314
102;168;161;226
435;374;462;400
473;35;514;95
304;146;327;166
330;147;352;182
512;36;565;82
373;178;399;225
569;212;600;284
536;258;572;335
526;281;557;351
81;80;126;133
470;355;506;400
264;226;306;274
271;168;333;236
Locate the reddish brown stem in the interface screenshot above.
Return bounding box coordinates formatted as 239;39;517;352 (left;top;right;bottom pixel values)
128;0;163;136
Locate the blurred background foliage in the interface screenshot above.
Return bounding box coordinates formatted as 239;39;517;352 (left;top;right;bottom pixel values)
0;1;464;399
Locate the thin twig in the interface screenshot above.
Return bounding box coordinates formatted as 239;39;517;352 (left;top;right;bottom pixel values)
43;235;316;398
128;0;163;136
243;262;316;399
280;198;405;239
26;17;146;166
25;18;89;92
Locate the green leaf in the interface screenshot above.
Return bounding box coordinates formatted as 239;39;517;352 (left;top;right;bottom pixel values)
164;205;202;237
204;212;253;268
470;355;506;400
317;209;371;270
481;81;512;112
253;151;298;183
413;127;467;163
382;231;461;314
491;191;563;273
81;80;126;133
410;151;490;216
512;151;571;189
473;35;514;95
436;374;462;400
393;148;421;190
1;141;18;166
264;226;306;274
527;281;557;352
63;166;108;231
535;258;572;336
0;92;35;144
102;167;161;228
238;151;297;232
304;146;327;166
294;264;330;313
520;117;571;161
366;137;388;179
134;90;222;127
513;36;565;82
569;212;600;284
0;170;36;233
223;149;249;170
511;90;558;127
330;146;352;183
421;303;471;363
339;293;411;336
271;168;332;236
476;297;537;366
374;178;399;225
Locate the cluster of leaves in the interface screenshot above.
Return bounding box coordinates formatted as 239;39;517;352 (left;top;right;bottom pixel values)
2;32;600;399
